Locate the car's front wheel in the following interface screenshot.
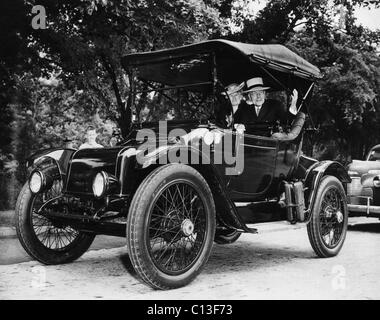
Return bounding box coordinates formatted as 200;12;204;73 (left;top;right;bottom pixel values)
307;176;348;257
15;175;95;265
126;164;216;290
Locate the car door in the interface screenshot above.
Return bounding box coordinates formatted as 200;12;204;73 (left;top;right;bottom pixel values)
228;133;278;196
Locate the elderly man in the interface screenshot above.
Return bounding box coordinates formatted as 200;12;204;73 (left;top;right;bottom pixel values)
234;77;298;133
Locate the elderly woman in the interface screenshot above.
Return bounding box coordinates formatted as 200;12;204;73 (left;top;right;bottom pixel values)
225;82;244;114
216;82;244;128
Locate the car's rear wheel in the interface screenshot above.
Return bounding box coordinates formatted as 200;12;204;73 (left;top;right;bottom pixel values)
214;228;241;244
307;176;348;257
126;164;216;290
15;174;95;265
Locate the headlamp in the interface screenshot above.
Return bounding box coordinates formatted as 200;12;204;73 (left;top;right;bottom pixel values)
29;171;44;194
93;171;108;198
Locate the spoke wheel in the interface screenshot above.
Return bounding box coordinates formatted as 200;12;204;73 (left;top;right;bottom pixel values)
148;182;207;275
31;180;81;251
127;164;216;290
15;169;95;265
307;175;348;258
319;188;345;249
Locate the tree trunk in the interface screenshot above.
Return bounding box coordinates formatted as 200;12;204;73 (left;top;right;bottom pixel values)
101;55;132;138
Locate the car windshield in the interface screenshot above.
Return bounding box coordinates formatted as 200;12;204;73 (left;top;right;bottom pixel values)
133;84;215;123
132;55;216;123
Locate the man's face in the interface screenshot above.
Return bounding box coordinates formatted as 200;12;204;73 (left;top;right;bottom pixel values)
247;90;266;107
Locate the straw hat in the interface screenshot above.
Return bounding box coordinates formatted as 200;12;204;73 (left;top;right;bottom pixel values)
242;77;270;93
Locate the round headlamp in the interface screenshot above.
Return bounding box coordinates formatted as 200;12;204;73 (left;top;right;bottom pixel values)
92;171;109;198
29;171;44;194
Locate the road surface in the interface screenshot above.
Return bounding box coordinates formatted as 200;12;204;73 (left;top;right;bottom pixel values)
1;218;379;300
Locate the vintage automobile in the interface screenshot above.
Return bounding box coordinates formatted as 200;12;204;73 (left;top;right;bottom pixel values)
15;40;350;290
347;144;380;218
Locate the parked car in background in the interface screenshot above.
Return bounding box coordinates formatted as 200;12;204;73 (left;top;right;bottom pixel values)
347;144;380;219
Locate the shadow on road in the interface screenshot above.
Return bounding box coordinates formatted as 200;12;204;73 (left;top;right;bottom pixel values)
119;253;138;279
348;222;380;233
204;241;316;276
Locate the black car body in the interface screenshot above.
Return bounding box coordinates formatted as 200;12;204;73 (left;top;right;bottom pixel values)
16;40;350;289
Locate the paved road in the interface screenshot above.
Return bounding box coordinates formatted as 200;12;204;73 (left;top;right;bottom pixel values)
1;218;380;300
0;235;126;265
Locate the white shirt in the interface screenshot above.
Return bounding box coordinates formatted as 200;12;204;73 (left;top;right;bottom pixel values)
255;106;261;116
79;142;104;149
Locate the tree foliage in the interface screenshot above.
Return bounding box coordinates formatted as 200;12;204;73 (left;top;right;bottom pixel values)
21;0;227;136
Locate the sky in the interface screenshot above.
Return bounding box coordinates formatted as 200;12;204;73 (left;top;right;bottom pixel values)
242;1;379;31
355;6;380;31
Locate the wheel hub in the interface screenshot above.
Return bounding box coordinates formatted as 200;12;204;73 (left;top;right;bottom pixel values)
324;205;334;218
181;219;194;236
324;205;344;223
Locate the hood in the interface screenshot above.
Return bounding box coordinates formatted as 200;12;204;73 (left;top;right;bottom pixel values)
64;147;122;195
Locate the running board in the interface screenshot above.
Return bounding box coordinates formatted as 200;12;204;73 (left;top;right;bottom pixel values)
248;221;306;234
234;201;287;225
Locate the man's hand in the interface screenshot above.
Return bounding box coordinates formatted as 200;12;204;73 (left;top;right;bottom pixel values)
234;123;245;134
289;89;298;115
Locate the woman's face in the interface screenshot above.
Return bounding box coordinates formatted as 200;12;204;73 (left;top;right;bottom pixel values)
247;90;266;107
228;92;242;106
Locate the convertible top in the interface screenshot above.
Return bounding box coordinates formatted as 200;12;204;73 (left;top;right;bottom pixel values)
122;40;322;89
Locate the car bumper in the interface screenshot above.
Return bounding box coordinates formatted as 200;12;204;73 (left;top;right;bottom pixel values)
348;202;380;217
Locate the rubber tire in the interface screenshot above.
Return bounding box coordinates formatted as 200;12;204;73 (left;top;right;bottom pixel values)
126;164;216;290
214;229;241;244
307;176;348;258
15;182;95;265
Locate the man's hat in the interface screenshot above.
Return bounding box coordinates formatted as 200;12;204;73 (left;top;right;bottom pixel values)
243;77;270;93
222;82;244;95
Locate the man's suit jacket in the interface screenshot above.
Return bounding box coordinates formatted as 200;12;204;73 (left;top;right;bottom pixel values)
234;99;289;124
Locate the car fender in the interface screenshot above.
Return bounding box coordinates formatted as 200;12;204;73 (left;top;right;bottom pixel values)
304;160;351;212
26;148;76;183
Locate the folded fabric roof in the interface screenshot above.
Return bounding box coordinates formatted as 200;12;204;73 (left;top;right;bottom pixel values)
122;39;322;85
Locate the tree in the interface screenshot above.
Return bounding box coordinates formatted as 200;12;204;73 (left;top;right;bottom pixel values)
19;0;226;137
